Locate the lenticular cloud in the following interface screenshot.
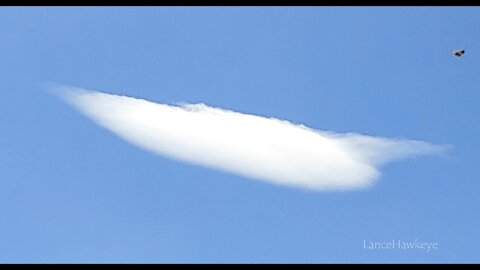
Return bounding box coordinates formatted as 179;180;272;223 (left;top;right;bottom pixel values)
54;86;449;191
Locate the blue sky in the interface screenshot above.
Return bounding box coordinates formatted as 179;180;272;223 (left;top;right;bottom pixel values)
1;7;479;263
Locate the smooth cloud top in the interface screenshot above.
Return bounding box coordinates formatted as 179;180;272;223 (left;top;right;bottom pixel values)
54;86;450;191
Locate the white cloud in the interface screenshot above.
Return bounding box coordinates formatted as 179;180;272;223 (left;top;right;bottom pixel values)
54;85;450;191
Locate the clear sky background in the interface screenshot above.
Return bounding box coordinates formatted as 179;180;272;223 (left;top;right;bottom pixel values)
0;7;479;263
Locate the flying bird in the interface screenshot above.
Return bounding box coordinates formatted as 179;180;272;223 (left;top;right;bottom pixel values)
453;49;465;57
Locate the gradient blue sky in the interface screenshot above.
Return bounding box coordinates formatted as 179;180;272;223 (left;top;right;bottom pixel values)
1;7;479;263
